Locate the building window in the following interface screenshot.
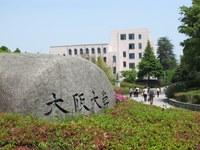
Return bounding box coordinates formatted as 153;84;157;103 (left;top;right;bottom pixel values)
129;53;135;59
97;48;101;54
86;48;89;54
103;47;106;54
91;48;95;54
129;33;135;40
103;57;107;62
129;43;135;49
138;34;142;39
80;48;83;54
139;53;142;59
113;67;116;74
120;34;126;40
123;51;126;57
68;49;72;55
123;61;126;67
74;49;77;55
129;63;135;69
113;55;116;63
139;43;142;49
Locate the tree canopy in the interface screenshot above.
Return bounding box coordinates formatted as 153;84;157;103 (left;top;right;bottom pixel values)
138;40;163;81
0;46;11;53
121;69;137;83
14;48;21;53
157;37;177;70
178;0;200;73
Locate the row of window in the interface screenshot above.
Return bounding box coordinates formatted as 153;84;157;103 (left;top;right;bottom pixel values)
120;33;142;40
123;52;142;59
112;62;135;74
129;43;142;49
123;62;135;68
68;47;107;55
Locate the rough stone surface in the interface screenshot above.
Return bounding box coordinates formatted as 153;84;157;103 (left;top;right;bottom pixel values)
0;54;115;118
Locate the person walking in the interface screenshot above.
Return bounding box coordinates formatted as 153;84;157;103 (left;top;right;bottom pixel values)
143;87;148;102
156;87;160;97
149;87;155;105
135;87;139;97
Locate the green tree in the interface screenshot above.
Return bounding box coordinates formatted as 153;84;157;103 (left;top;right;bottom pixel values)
138;40;163;82
172;55;190;82
157;37;177;70
91;56;113;81
121;69;137;83
178;0;200;74
0;46;11;53
14;48;21;53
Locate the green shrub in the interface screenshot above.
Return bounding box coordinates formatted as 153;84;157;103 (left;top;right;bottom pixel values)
166;83;186;98
120;69;137;83
174;90;200;104
192;95;200;104
113;86;129;95
120;82;144;89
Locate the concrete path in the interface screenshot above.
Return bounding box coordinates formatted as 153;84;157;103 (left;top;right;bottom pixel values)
130;92;173;109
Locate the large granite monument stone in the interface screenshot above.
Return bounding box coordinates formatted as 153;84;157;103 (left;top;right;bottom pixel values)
0;54;115;119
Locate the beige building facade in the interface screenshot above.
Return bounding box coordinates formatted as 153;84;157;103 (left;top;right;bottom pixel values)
50;28;154;74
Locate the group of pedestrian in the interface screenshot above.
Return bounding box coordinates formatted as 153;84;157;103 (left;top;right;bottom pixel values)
129;87;140;98
129;86;161;105
143;87;161;105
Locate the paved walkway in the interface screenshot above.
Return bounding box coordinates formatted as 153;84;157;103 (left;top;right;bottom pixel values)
130;92;173;109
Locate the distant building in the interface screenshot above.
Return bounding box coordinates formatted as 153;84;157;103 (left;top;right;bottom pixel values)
50;28;155;74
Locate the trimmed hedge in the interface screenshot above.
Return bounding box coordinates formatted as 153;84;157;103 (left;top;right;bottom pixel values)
166;80;200;98
174;90;200;104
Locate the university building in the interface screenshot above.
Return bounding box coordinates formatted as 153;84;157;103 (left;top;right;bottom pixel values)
50;28;154;74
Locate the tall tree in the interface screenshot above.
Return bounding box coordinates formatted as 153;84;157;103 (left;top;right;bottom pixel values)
138;40;163;82
178;0;200;73
157;37;177;70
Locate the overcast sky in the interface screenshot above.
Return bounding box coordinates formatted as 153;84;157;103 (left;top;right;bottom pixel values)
0;0;191;59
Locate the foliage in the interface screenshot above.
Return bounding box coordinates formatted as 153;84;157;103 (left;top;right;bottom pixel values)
162;69;176;84
0;101;200;149
113;82;144;95
166;83;187;98
172;56;190;82
14;48;21;53
121;69;137;83
113;86;129;95
0;46;22;53
157;37;177;70
174;90;200;104
166;79;200;98
177;0;200;80
0;46;11;53
91;56;113;81
138;40;163;81
120;82;144;89
115;93;128;102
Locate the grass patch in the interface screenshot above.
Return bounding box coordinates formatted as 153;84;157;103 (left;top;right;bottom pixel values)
0;101;200;149
175;90;200;104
